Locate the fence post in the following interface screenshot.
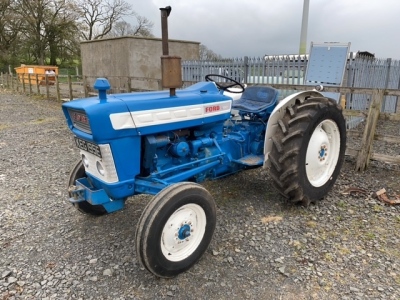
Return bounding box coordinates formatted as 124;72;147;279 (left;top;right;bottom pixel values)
83;76;89;97
346;52;355;106
384;58;392;88
68;75;73;100
127;76;132;92
36;74;40;94
243;56;249;84
396;68;400;113
28;73;32;95
382;58;392;111
11;73;14;91
55;75;61;101
355;89;384;171
22;73;26;93
45;75;50;99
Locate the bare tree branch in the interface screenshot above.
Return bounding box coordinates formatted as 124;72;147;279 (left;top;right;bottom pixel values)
77;0;133;40
107;15;154;38
199;44;223;61
131;14;154;37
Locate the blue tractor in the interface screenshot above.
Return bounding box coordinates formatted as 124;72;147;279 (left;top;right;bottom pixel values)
62;7;346;278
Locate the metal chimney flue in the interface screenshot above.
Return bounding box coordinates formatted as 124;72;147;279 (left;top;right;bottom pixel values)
160;6;182;96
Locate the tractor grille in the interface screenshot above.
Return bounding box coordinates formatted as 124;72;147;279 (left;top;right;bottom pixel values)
68;109;91;134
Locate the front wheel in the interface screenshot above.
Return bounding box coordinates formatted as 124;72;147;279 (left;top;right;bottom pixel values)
135;182;216;278
267;97;346;205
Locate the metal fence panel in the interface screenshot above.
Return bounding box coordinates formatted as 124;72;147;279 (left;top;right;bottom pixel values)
183;54;400;113
349;57;400;113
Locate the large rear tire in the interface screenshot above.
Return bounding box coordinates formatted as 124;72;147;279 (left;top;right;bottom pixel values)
135;182;216;278
68;160;107;216
267;97;346;205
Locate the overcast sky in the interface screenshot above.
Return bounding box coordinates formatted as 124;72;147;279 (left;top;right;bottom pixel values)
128;0;400;60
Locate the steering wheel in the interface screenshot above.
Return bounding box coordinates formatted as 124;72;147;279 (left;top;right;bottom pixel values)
205;74;245;93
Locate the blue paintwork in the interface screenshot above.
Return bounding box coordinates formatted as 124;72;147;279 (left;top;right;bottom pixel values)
70;178;126;213
63;96;139;140
178;224;191;240
63;79;279;213
94;78;111;102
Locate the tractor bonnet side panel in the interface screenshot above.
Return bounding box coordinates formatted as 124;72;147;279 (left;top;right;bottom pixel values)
112;82;233;135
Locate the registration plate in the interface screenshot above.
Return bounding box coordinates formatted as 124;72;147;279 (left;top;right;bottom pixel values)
74;137;102;158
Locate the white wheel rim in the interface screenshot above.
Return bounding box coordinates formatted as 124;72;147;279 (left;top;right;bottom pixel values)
161;203;206;262
305;119;341;187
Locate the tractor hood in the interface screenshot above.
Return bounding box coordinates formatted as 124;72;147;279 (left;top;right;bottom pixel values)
115;81;228;111
62;82;233;142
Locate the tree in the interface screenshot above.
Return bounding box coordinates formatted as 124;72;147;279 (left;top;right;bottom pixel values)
0;0;153;70
15;0;52;65
13;0;80;65
0;0;23;71
131;14;153;37
108;21;134;37
107;15;154;38
44;1;81;65
199;44;222;61
77;0;133;40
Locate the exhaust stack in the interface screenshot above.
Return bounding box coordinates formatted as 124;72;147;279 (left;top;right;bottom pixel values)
160;6;182;96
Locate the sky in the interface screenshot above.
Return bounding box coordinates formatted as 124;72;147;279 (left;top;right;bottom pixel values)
127;0;400;60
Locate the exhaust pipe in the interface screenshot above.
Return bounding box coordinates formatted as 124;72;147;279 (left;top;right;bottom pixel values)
160;6;182;96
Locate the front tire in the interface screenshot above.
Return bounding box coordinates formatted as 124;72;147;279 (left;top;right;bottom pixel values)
267;97;346;205
135;182;216;278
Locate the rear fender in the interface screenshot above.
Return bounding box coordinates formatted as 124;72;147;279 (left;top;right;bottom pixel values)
263;90;324;167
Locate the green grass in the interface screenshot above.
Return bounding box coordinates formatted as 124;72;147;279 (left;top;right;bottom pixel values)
336;200;347;208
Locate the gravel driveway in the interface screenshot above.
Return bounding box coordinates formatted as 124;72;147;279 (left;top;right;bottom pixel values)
1;90;400;300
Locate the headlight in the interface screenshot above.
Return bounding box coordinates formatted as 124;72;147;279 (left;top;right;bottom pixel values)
78;144;118;183
96;161;105;176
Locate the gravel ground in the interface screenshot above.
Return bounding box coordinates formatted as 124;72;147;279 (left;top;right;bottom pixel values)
1;90;400;300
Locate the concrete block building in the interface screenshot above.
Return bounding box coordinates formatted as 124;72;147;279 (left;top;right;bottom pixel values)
81;36;200;92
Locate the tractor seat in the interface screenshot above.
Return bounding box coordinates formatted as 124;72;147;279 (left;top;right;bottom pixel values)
232;86;278;113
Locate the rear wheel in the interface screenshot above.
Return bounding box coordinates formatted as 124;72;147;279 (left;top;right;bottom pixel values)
68;160;107;216
267;97;346;205
135;182;216;278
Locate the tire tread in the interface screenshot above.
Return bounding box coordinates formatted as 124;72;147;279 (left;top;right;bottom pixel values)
267;96;346;205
